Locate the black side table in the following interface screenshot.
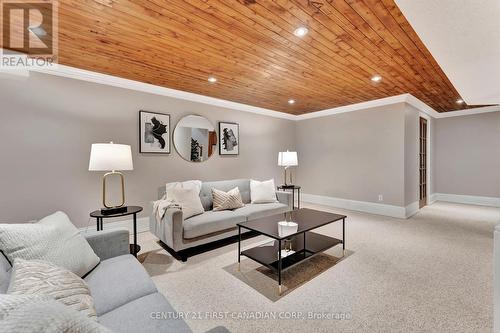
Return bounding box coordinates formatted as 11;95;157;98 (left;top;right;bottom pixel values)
277;185;301;210
90;206;143;257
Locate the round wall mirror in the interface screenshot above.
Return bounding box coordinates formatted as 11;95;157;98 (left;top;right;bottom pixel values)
173;115;217;162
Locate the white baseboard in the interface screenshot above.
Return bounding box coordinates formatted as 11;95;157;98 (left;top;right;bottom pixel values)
429;193;437;205
434;193;500;207
79;217;149;234
405;201;420;218
301;193;410;219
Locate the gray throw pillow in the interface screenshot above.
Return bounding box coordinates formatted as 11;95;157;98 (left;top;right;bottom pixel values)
8;258;97;320
0;211;100;277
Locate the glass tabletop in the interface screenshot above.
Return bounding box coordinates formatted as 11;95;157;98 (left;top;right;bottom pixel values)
237;208;346;240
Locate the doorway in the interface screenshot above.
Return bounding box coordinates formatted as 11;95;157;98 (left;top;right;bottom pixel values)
419;117;428;208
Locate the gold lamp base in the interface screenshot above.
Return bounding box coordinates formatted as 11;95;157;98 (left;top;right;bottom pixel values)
100;171;127;215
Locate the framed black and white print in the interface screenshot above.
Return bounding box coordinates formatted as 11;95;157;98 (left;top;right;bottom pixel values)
219;122;239;156
139;111;171;154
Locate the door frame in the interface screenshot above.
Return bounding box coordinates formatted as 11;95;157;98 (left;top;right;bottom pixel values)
418;113;431;209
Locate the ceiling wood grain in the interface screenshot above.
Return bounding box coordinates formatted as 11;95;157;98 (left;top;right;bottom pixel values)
3;0;485;114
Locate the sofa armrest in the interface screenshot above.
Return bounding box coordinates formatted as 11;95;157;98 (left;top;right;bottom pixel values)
276;191;294;211
149;206;184;251
82;228;130;260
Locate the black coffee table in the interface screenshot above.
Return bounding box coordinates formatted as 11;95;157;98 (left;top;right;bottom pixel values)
237;208;346;294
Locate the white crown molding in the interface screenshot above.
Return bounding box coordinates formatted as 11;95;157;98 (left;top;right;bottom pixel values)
437;105;500;118
24;63;499;121
30;64;296;121
294;94;408;120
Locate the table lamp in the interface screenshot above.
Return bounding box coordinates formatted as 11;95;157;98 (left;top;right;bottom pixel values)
89;142;133;215
278;150;298;186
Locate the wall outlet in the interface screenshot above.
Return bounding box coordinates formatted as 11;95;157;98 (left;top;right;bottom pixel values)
378;194;383;202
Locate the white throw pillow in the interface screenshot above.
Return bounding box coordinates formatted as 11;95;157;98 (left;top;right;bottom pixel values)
165;180;202;198
8;258;97;320
0;294;111;333
166;187;205;219
250;179;278;204
0;212;100;278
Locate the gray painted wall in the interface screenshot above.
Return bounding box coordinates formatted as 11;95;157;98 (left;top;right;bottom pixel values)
0;73;296;227
295;104;406;206
435;112;500;197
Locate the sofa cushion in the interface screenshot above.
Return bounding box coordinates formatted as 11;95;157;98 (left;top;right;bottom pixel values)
183;210;246;239
199;179;250;211
84;255;156;316
0;294;111;333
0;252;11;293
234;203;289;220
98;292;192;333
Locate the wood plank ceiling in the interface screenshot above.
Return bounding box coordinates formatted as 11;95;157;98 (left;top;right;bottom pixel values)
21;0;488;114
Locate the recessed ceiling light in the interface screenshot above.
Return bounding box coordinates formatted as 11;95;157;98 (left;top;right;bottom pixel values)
371;74;382;83
207;76;217;83
293;27;308;37
456;98;464;104
288;99;295;105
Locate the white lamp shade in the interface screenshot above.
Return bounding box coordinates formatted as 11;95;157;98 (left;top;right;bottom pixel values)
278;151;298;167
89;143;133;171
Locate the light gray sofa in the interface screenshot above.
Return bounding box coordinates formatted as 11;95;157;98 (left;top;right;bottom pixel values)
0;228;228;333
150;179;293;261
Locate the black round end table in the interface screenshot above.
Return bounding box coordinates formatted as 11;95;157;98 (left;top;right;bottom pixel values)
90;206;143;257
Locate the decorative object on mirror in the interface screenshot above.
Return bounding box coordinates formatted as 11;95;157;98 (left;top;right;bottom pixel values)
278;150;298;186
219;122;239;155
89;142;133;215
173;115;217;162
139;110;171;154
278;221;298;238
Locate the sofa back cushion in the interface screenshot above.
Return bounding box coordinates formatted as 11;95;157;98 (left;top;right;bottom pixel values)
200;179;250;211
0;252;11;293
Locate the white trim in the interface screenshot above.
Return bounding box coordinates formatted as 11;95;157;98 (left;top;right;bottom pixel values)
405;94;441;118
79;217;149;234
294;94;408;120
22;63;499;121
437;105;500;118
434;193;500;207
429;193;437;205
301;193;408;219
405;201;420;218
30;65;296;121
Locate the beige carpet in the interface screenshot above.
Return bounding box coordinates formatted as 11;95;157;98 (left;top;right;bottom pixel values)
137;202;498;333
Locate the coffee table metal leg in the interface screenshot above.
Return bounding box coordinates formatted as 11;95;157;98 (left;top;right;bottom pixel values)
133;213;138;257
303;232;306;257
278;239;282;294
342;218;346;256
237;226;241;271
298;188;300;209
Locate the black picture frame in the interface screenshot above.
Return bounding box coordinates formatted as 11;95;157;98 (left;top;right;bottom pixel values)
219;122;239;156
139;110;171;154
